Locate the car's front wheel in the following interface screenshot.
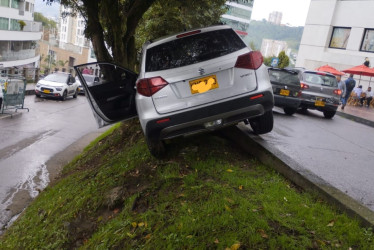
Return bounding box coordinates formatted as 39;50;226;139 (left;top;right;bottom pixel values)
283;107;297;116
73;88;78;98
146;136;166;158
250;110;274;134
61;90;67;101
323;110;336;119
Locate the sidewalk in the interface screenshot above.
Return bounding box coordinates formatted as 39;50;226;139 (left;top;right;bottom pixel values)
337;104;374;128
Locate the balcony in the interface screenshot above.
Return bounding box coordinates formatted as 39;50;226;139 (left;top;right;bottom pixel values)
0;41;40;62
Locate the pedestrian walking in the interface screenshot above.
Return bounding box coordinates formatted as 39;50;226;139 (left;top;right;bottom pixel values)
360;86;374;107
337;75;346;108
342;74;356;110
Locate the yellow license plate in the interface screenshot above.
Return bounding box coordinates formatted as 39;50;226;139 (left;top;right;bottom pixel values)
43;89;51;94
189;75;219;94
315;100;325;107
280;89;290;96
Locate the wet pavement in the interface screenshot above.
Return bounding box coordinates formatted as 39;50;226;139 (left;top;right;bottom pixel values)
0;94;108;234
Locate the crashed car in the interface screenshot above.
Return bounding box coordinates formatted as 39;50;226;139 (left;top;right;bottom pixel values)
75;25;274;157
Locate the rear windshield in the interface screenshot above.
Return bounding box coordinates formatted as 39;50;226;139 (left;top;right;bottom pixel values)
145;29;246;72
44;73;68;83
268;69;300;85
304;72;337;87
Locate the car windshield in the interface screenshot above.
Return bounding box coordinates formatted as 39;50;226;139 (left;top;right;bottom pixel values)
304;72;337;87
76;74;96;84
145;29;246;72
44;73;68;83
268;69;300;85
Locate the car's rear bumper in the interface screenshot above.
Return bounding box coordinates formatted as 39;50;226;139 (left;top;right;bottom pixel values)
274;95;301;109
145;90;274;141
300;99;339;112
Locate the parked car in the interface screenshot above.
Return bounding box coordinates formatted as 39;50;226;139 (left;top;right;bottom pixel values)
291;68;341;118
75;25;274;157
75;74;100;95
35;72;79;101
268;67;301;115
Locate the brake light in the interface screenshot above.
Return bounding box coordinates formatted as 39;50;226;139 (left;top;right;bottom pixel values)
300;82;309;89
136;77;168;97
333;89;342;95
250;94;264;100
176;30;201;38
235;51;263;70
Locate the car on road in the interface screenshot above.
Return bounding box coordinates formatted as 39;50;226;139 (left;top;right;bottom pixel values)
35;72;79;101
75;25;274;157
290;68;341;118
75;74;100;95
268;67;301;115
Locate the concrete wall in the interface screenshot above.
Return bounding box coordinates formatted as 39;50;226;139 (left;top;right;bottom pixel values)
297;0;374;89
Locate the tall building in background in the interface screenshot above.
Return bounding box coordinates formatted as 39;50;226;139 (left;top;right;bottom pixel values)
0;0;42;74
221;0;254;41
261;39;288;58
268;11;282;25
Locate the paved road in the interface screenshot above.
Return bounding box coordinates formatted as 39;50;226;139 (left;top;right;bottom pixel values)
0;95;107;233
247;107;374;212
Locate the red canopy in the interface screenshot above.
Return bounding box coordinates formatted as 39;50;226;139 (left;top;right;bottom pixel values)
342;65;374;77
315;65;344;76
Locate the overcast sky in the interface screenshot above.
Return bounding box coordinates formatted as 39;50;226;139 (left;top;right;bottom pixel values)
35;0;312;27
251;0;311;26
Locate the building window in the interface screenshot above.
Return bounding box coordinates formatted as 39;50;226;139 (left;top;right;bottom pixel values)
0;17;9;30
10;0;18;8
329;27;351;49
360;29;374;53
0;0;10;7
25;1;29;11
10;19;21;31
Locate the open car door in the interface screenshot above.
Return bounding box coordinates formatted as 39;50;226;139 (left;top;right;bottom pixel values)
74;62;138;128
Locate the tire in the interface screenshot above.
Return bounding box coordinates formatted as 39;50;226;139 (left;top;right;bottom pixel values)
300;106;308;113
283;107;297;116
35;93;41;98
146;136;166;158
323;110;336;119
61;90;67;101
250;110;274;134
73;88;78;98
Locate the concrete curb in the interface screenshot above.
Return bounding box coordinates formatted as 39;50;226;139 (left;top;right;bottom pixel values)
221;124;374;228
336;111;374;128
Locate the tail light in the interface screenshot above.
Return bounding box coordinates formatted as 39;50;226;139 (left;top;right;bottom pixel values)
333;89;342;95
300;82;309;89
136;77;168;97
235;51;263;70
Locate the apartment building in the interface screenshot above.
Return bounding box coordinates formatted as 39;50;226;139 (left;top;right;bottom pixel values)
0;0;42;75
268;11;282;25
221;0;254;42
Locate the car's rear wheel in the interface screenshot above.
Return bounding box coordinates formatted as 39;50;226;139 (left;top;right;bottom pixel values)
73;88;78;98
61;90;67;101
323;110;336;119
283;107;297;116
146;136;166;158
250;110;274;134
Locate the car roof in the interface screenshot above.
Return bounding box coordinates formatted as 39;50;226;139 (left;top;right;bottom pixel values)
144;25;234;50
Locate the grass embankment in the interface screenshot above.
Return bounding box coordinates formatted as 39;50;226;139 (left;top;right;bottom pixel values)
0;120;373;249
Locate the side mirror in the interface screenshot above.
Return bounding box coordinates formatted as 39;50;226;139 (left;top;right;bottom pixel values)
69;76;76;84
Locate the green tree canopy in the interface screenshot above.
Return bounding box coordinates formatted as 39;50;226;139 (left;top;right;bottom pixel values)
34;12;57;29
42;0;245;71
277;51;290;69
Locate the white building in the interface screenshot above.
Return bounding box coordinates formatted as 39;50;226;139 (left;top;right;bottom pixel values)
296;0;374;88
268;11;282;25
58;5;95;64
261;39;288;58
0;0;42;74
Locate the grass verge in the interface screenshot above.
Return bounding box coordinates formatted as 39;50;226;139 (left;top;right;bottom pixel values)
0;120;373;249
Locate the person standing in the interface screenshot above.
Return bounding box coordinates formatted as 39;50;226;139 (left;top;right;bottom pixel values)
337;75;346;109
0;85;3;112
360;86;374;107
342;74;356;110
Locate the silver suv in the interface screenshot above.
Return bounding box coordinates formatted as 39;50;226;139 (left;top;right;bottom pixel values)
75;25;274;157
291;68;341;118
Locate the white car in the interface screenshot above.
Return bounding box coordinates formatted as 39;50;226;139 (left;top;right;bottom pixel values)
75;25;274;157
35;72;79;101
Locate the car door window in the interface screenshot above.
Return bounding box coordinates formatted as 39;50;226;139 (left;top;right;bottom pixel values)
75;63;138;122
